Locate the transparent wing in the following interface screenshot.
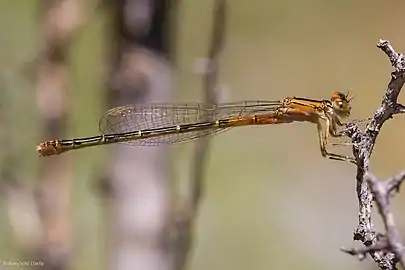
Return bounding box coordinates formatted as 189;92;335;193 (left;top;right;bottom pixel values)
99;101;281;146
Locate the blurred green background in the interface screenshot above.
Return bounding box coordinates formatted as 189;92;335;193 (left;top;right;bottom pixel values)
1;0;405;269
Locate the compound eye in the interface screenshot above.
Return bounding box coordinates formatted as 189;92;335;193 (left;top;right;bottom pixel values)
335;101;343;109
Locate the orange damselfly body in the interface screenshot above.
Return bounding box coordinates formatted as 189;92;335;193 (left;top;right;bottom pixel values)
36;91;355;163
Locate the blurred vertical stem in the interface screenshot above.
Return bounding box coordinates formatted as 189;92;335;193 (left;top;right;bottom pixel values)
35;0;98;268
0;74;42;250
171;1;227;269
102;1;174;270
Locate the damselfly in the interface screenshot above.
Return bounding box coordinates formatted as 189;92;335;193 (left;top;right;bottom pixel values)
36;92;355;163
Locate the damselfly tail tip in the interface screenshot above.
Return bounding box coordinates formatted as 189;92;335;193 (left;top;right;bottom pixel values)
36;141;60;157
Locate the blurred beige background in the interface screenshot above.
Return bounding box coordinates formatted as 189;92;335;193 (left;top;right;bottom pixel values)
0;1;404;269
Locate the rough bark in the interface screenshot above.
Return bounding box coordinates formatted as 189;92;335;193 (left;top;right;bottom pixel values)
341;40;405;270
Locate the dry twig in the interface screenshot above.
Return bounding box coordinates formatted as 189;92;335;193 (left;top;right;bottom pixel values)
341;40;405;269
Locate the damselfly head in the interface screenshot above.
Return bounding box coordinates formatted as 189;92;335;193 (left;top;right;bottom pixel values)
331;91;351;118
